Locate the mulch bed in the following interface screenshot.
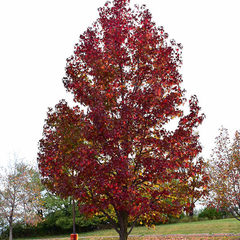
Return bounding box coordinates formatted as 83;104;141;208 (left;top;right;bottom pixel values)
139;233;240;239
73;234;240;240
32;234;240;240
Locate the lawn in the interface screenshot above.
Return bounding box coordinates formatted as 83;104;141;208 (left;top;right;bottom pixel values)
16;218;240;240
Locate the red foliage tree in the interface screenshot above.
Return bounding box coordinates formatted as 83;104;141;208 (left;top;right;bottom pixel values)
38;1;204;239
183;157;209;217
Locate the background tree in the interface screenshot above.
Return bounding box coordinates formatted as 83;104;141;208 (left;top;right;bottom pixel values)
0;161;43;240
40;194;102;234
184;156;209;218
41;191;71;216
38;0;205;239
208;127;240;221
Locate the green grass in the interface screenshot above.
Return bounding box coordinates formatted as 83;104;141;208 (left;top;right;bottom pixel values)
130;218;240;235
16;218;240;240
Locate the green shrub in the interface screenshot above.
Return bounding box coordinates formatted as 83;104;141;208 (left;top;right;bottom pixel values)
198;207;228;220
0;211;108;239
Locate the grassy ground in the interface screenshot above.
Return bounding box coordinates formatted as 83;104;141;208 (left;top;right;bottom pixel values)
16;218;240;240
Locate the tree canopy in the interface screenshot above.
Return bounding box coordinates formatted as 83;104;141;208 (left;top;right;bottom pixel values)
208;127;240;221
0;162;43;240
38;0;205;239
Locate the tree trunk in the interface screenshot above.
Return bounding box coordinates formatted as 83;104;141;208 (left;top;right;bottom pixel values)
189;203;194;219
118;211;128;240
9;223;13;240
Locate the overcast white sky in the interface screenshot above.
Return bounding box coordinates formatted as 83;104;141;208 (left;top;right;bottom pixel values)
0;0;239;167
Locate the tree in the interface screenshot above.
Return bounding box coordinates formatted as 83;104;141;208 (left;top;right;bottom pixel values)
208;127;240;221
41;190;70;216
0;162;43;240
38;0;205;239
184;156;209;217
42;193;78;235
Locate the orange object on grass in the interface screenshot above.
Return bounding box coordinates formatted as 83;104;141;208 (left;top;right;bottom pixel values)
70;234;78;240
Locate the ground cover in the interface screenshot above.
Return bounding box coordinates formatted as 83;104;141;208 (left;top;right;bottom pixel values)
15;218;240;240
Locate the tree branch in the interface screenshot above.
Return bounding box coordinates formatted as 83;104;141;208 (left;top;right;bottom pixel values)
128;215;140;235
100;209;120;234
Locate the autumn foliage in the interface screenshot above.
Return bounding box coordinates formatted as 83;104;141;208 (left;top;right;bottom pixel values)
0;162;43;240
38;0;204;239
183;157;209;217
207;127;240;221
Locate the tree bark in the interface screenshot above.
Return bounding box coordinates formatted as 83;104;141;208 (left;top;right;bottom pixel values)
189;206;194;218
118;211;128;240
9;222;13;240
